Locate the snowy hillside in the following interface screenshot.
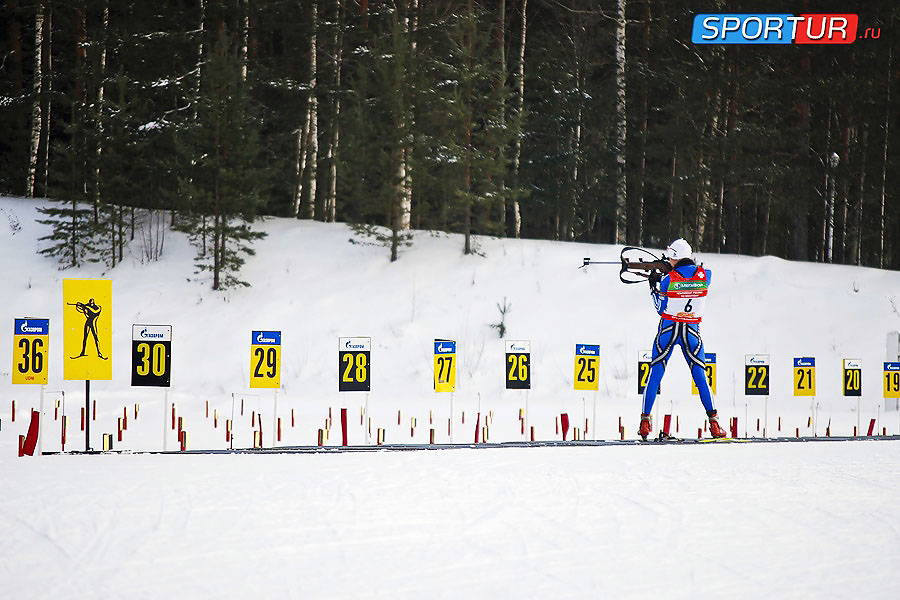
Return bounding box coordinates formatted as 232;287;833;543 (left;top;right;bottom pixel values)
2;196;900;599
2;195;900;451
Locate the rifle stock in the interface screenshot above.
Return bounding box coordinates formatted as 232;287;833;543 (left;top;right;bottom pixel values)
581;246;671;284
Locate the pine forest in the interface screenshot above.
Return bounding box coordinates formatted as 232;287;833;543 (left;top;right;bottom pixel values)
1;0;898;288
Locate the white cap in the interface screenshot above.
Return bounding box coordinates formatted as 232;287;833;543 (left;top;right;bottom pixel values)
664;238;692;261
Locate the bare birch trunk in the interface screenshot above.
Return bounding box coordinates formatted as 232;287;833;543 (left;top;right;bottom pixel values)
95;0;109;213
194;0;206;122
613;0;627;244
213;115;222;290
762;176;772;256
26;2;44;198
397;0;417;231
792;48;811;261
569;59;581;241
724;67;740;253
879;33;892;268
634;0;650;246
667;143;677;237
240;0;249;82
820;100;833;261
463;0;474;255
495;0;507;231
510;0;527;238
852;125;867;265
40;5;51;196
176;0;205;229
294;108;310;216
397;1;411;231
326;0;344;223
305;0;319;219
694;88;719;249
837;114;851;263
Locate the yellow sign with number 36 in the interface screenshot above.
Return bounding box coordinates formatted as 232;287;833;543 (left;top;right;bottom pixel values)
12;318;49;385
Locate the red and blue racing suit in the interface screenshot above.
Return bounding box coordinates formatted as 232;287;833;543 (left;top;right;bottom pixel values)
642;261;715;415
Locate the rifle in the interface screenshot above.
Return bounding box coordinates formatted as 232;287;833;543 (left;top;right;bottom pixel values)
579;246;672;284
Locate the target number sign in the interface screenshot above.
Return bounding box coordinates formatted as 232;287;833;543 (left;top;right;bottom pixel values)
339;337;371;391
434;339;457;393
505;340;531;390
131;325;172;387
744;354;770;396
691;352;717;395
637;350;660;395
12;318;49;385
250;331;281;389
884;362;900;399
842;359;862;397
574;344;599;391
793;357;816;396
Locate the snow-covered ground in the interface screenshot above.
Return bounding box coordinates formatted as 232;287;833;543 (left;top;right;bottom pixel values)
2;196;899;598
4;443;899;599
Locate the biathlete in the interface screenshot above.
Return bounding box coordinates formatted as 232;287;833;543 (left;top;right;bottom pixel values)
639;238;726;439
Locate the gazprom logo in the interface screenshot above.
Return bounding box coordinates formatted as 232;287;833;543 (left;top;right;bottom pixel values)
434;340;456;354
885;362;900;372
15;319;49;335
746;355;769;365
252;331;281;345
339;337;370;351
794;357;815;368
576;344;599;356
141;328;165;339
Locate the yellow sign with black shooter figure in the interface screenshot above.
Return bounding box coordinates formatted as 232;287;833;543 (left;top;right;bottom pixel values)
12;318;49;385
63;279;112;381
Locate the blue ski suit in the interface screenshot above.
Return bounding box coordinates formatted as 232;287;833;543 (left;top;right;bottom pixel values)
642;262;715;415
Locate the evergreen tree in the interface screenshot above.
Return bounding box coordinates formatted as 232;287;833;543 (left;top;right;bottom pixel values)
176;29;266;290
429;3;512;255
339;2;416;261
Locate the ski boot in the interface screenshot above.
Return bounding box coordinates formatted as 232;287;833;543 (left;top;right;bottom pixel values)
638;414;652;441
707;410;727;438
